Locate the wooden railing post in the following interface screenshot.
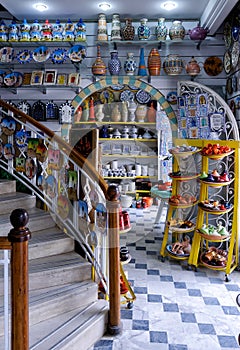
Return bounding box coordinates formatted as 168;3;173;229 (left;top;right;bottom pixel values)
106;185;122;335
8;209;31;350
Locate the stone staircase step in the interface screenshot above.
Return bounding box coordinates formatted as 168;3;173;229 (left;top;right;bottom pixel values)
0;207;57;236
29;227;74;260
0;179;16;194
0;191;36;214
29;300;108;350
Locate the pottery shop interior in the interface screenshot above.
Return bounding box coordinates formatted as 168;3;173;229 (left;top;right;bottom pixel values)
1;1;240;350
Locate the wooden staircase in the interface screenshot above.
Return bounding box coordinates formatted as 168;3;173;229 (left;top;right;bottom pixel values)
0;180;108;350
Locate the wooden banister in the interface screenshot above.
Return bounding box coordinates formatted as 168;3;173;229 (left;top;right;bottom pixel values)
8;209;31;350
106;185;122;335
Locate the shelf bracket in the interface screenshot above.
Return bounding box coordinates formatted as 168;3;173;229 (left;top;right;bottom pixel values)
148;76;151;84
158;42;162;51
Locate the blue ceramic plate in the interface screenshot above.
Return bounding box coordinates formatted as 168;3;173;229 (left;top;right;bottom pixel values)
120;89;135;102
4;73;17;87
136;89;151;104
16;49;32;64
51;48;67;64
33;46;50;63
68;45;86;63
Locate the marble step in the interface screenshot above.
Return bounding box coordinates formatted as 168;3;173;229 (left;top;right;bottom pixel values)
28;300;108;350
0;281;100;337
0;206;56;236
0;179;16;195
0;191;36;215
29;226;75;260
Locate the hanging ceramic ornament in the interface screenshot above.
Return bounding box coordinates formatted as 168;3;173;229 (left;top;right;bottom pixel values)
25;158;37;179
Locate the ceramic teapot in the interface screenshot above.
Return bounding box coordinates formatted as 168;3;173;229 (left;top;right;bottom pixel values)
185;56;201;76
188;25;209;41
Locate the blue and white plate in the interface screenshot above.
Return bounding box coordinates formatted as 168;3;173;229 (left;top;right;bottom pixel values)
135;89;151;104
51;48;67;64
33;46;50;63
68;45;86;63
4;72;17;87
16;49;32;64
120;89;135;102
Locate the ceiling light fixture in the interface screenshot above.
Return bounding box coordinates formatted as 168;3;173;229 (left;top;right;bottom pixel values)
161;1;177;11
33;3;48;12
98;2;111;11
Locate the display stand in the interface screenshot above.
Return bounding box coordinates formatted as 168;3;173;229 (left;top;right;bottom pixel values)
120;256;136;309
188;139;239;281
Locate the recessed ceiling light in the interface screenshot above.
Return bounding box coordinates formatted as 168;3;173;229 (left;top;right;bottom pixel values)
98;2;111;11
161;1;177;11
33;3;48;12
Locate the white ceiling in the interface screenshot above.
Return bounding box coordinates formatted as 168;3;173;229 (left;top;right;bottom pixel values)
0;0;238;35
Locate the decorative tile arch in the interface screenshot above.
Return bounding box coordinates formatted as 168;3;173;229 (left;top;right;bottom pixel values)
71;76;178;137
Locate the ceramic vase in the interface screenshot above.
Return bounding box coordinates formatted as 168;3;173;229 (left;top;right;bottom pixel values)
121;102;128;122
127;100;137;121
163;54;183;75
111;14;122;41
146;101;157;122
135;104;147;122
148;48;161;76
169;20;185;41
108;51;121;75
95;104;105;121
124;52;137;75
122;18;135;40
111;104;121;122
185;56;201;76
155;17;168;41
92;45;107;75
97;13;108;41
137;18;150;40
138;47;147;76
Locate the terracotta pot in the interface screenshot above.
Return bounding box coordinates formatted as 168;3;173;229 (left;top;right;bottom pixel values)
185;56;201;76
147;48;161;76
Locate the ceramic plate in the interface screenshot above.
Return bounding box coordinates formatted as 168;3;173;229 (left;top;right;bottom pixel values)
51;48;67;64
17;100;31;115
68;45;86;63
0;47;14;63
16;49;32;64
166;91;178;104
136;89;151;104
223;50;232;74
223;22;232;48
13;72;23;87
4;73;17;87
203;56;223;76
230;41;239;69
166;244;190;258
110;84;124;91
33;46;50;63
99;89;114;104
119;89;135;102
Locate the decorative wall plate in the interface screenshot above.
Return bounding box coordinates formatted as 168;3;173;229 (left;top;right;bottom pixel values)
68;45;86;63
16;49;32;64
203;56;223;76
3;143;15;160
166;91;178;104
13;72;23;87
119;89;135;102
4;73;17;87
25;158;37;179
136;89;151;104
223;50;232;74
99;89;114;104
110;84;124;91
1;117;16;136
0;47;14;63
230;41;239;69
51;48;67;64
15;129;28;150
33;46;50;62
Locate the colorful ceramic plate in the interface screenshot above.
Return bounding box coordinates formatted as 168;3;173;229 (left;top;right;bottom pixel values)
223;50;232;74
166;91;178;104
166;244;190;258
16;49;33;64
231;41;239;69
99;89;114;104
17;100;31;115
0;47;14;63
203;56;223;76
51;48;67;64
120;89;135;102
33;46;50;63
13;72;23;87
223;22;232;48
110;84;125;91
136;89;151;104
68;45;86;63
4;73;17;87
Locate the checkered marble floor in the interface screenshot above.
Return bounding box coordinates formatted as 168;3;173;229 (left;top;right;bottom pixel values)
92;205;240;350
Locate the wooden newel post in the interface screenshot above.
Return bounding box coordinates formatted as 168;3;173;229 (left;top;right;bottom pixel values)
8;208;31;350
106;184;122;335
